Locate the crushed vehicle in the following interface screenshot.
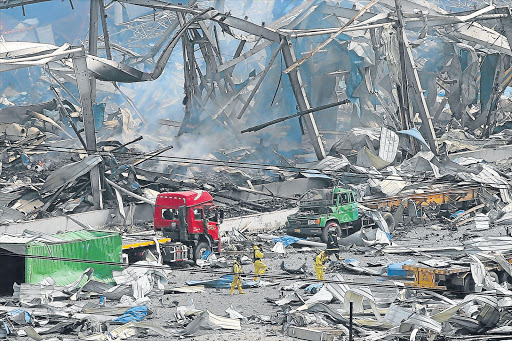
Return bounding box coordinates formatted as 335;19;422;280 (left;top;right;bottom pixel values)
285;187;394;242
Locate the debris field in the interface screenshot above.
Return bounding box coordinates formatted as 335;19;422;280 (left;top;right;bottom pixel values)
2;0;512;340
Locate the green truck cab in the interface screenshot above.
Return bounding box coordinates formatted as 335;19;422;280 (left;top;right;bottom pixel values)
285;187;379;242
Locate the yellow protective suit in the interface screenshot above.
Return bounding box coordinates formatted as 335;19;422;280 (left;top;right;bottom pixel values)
253;246;268;281
230;260;245;295
314;251;328;280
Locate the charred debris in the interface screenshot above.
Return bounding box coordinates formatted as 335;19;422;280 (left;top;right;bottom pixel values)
1;0;512;340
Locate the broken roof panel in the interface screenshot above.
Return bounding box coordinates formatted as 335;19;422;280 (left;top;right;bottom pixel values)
41;155;102;194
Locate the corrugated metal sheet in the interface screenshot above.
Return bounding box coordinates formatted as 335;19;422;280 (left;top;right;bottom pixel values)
0;190;24;207
464;236;512;253
314;155;350;171
378;127;399;163
379;176;406;196
26;230;122;285
0;206;25;223
474;213;490;231
41;155;102;193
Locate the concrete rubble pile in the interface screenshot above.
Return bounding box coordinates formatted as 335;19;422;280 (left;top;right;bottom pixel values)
1;0;512;339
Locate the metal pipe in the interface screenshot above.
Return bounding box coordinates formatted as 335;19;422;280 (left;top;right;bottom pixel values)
349;301;353;341
50;85;88;150
111;136;143;152
241;99;350;133
105;178;155;205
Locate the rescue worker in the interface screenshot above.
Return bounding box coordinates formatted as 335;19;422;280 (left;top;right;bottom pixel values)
326;229;340;260
230;256;245;295
253;244;268;281
314;250;329;280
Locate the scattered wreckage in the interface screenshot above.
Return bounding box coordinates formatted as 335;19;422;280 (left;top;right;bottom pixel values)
1;0;512;340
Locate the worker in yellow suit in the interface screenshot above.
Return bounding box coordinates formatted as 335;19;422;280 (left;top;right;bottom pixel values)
314;250;329;280
230;257;245;295
253;244;268;281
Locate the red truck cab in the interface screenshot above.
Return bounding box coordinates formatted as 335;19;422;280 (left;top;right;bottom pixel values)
154;190;222;260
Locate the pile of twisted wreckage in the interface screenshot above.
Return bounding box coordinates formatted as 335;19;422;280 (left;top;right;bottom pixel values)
2;0;512;339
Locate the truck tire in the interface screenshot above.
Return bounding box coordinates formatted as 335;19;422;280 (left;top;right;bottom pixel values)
499;271;512;284
463;275;475;293
321;221;342;243
383;212;395;232
193;241;211;261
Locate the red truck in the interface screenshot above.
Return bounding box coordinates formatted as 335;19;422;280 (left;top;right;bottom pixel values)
153;190;223;261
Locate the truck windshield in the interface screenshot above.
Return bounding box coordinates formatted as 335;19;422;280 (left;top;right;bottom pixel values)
162;208;177;220
299;189;334;207
338;192;353;204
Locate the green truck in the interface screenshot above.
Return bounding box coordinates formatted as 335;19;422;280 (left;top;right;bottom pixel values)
285;187;394;242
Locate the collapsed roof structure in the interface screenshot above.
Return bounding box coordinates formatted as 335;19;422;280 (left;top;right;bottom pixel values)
2;1;512;340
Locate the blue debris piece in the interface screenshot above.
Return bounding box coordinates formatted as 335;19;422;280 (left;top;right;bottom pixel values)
186;275;259;288
397;128;430;149
272;235;303;247
450;210;464;219
344;258;358;265
304;283;323;294
387;260;415;277
93;103;105;129
7;309;31;324
201;250;212;260
113;306;148;323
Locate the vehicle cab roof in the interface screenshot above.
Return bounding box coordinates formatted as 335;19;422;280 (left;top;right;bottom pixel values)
333;187;353;194
156;190;213;207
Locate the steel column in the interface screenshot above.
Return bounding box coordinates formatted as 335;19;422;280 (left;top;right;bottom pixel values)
72;48;102;209
280;36;326;160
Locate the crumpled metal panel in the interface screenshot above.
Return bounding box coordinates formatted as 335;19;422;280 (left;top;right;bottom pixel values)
41;155;102;194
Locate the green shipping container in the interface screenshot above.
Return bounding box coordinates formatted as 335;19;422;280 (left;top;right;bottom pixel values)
26;230;123;286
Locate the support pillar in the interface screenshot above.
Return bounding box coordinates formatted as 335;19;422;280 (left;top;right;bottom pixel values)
73;47;102;209
280;36;326;160
89;0;99;102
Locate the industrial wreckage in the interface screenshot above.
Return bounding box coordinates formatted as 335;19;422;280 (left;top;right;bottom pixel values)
2;0;512;340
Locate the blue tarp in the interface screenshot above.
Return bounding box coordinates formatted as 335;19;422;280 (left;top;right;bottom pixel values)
272;235;303;247
186;275;259;288
113;306;148;323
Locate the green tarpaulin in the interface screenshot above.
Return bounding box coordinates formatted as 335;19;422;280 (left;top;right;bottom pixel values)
26;230;123;285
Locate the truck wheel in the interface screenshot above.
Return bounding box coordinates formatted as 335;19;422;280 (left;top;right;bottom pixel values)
498;271;510;284
321;222;341;243
383;213;395;232
193;241;211;261
463;276;475;293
